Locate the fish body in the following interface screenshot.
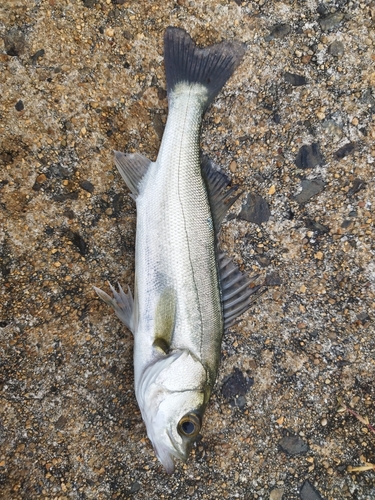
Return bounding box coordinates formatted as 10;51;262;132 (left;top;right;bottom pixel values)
95;27;260;473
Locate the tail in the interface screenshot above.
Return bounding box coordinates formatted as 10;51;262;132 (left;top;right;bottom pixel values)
164;27;245;110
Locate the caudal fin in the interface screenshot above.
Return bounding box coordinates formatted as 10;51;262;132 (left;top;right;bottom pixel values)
164;27;245;109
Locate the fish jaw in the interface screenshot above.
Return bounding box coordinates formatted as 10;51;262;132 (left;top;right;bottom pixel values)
136;349;209;473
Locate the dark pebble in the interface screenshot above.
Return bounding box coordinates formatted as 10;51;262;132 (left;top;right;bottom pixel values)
4;28;26;56
222;368;254;409
82;0;97;7
265;23;291;41
347;178;366;197
53;192;79;202
0;152;13;164
157;87;167;100
319;12;345;31
112;192;124;216
265;272;281;286
15;100;24;111
328;41;344;56
305;219;329;234
152;114;165;141
31;48;45;63
279;435;309;455
70;232;88;255
129;481;141;493
284;72;307;86
300;480;324;500
239;193;270;225
357;311;370;324
54;415;68;429
295;143;324;169
334;142;356;159
80;180;94;193
255;255;271;268
340;219;352;229
295;179;325;204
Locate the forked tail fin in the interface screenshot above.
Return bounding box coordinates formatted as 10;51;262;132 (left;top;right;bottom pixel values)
164;27;245;110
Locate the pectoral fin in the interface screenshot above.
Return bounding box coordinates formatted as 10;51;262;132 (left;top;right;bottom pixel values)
153;288;177;354
114;151;152;198
94;282;135;334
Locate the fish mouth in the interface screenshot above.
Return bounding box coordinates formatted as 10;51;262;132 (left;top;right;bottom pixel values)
153;429;188;474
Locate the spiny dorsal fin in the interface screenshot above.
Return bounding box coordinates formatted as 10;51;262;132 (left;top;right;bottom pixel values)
94;282;135;334
114;151;152;198
217;252;262;329
153;288;176;354
201;156;242;233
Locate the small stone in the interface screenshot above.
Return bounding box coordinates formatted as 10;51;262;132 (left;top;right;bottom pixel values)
270;488;284;500
54;415;68;429
279;435;309;455
4;27;26;56
314;251;324;260
294;179;325;204
239;193;271;225
347;178;366;196
268;185;276;195
80;180;94;193
229;161;237;173
222;368;254;409
265;23;291;41
300;480;324;500
265;272;281;286
319;12;345;32
31;49;45;63
295;143;324;169
15;100;24;111
36;173;47;183
357;311;370;324
351;117;359;126
82;0;97;7
328;41;344;56
334;142;356;159
105;27;115;37
284;72;307;86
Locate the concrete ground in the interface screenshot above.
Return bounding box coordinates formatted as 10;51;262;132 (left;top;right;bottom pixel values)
1;1;374;499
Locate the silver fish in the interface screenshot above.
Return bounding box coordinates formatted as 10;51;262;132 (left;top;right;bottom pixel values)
95;27;261;473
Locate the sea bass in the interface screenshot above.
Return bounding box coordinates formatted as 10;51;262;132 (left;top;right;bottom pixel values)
95;27;260;473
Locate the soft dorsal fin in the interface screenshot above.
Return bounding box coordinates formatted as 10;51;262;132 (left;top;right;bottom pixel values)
217;252;262;329
114;151;152;198
153;288;177;354
201;156;242;233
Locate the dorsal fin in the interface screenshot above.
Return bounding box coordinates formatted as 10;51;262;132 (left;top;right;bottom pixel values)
217;252;262;329
201;156;242;233
114;151;152;198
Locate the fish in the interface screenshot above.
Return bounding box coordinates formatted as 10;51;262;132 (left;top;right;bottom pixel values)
94;27;261;473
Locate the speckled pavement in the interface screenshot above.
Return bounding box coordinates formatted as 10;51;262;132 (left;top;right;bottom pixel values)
1;1;374;499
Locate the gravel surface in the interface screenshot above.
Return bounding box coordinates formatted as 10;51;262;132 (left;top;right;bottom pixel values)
1;1;374;499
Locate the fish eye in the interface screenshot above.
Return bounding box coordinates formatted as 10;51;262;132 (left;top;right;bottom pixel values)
177;413;201;438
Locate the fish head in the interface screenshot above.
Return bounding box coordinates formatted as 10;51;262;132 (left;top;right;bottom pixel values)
137;349;210;473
